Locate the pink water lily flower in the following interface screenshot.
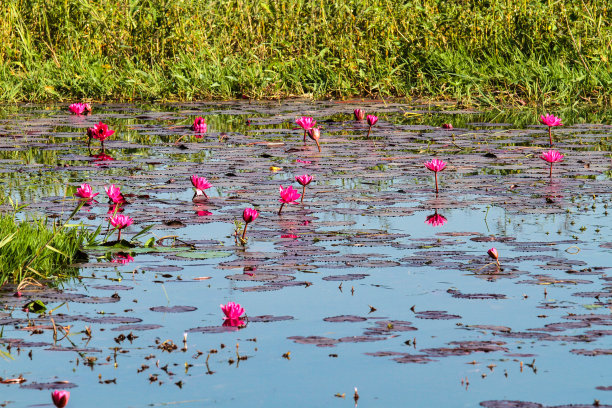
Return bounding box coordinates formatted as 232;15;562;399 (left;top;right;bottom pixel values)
221;301;245;320
296;116;316;141
442;123;453;130
366;115;378;137
424;159;447;194
88;122;115;151
540;149;564;178
540;149;564;163
243;208;259;224
539;114;562;146
68;103;86;115
354;109;365;121
191;175;212;198
109;214;133;241
295;174;313;204
278;185;301;215
105;184;125;204
540;114;562;127
425;212;447;227
90;122;115;142
192;117;207;133
241;207;259;240
51;390;70;408
488;247;500;268
307;127;321;152
75;183;99;200
487;247;499;260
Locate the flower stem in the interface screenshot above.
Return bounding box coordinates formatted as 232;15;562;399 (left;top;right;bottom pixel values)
278;202;285;215
301;186;305;204
434;172;439;194
118;229;121;241
241;224;248;240
548;127;553;146
549;163;553;178
303;130;307;142
366;126;372;138
315;140;321;152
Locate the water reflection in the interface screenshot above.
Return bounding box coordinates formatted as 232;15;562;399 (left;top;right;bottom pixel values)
111;253;134;264
222;318;245;328
91;152;115;165
425;210;447;227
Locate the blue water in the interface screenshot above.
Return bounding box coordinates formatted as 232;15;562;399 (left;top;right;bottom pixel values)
0;102;610;407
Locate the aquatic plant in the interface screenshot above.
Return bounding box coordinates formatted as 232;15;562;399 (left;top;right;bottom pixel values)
307;127;321;152
424;159;447;194
540;149;564;177
74;183;98;200
0;199;97;287
241;208;258;241
539;114;562;146
296;117;316;142
87;122;115;151
191;175;212;199
366;115;378;137
104;184;125;204
354;109;365;121
278;185;301;215
220;301;245;327
192;116;207;133
295;174;313;204
109;214;133;241
487;247;500;269
51;390;70;408
68;103;90;115
442;123;453;130
221;301;244;320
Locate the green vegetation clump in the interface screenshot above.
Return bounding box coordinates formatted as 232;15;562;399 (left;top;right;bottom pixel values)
0;201;96;287
0;0;610;104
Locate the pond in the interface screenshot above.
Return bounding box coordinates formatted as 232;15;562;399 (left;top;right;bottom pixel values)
0;100;611;407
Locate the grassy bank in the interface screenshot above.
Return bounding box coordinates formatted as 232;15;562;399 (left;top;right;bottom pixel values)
1;0;610;105
0;200;96;287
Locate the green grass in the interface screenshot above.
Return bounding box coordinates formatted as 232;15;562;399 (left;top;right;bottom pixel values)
1;0;610;105
0;200;98;287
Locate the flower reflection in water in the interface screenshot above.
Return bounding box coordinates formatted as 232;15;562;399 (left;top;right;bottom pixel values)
425;211;447;227
111;253;134;264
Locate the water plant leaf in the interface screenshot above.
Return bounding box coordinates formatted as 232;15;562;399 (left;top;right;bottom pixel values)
149;306;197;313
173;251;231;259
45;244;68;258
0;231;17;249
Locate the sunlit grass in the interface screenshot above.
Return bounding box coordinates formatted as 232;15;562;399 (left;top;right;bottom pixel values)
0;0;609;105
0;198;99;287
